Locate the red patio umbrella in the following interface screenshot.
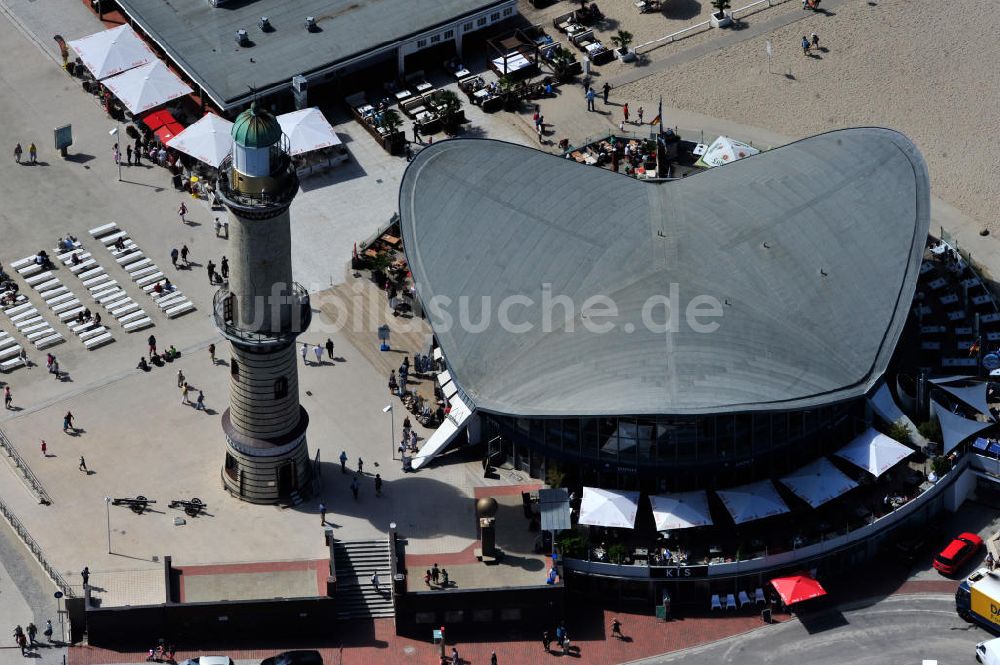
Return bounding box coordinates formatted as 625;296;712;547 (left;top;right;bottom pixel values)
770;573;827;605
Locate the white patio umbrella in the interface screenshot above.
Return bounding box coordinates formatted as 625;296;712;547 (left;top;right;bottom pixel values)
834;427;913;478
68;24;155;80
695;135;759;168
648;491;713;531
716;480;790;525
167;114;234;169
779;457;858;509
276;108;342;156
578;487;639;529
102;61;193;115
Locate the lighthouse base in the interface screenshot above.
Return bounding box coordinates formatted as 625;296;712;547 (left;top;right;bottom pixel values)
221;408;313;504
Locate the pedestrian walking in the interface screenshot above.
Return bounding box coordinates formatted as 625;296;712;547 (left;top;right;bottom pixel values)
180;244;189;266
442;569;449;587
325;338;335;359
637;107;644;124
181;382;190;404
26;623;37;645
619;119;625;132
177;369;185;387
357;457;364;474
339;450;348;473
537;122;544;143
490;651;497;665
313;344;323;364
14;143;22;163
611;617;622;639
451;647;460;665
585;87;595;111
79;456;88;472
220;256;229;280
319;502;326;525
214;217;222;237
148;334;157;358
81;566;90;586
63;411;74;432
623;102;630;123
41;440;47;457
431;563;440;585
208;343;216;364
178;202;188;223
43;620;53;642
195;390;205;410
207;260;216;283
301;342;310;365
811;32;820;48
126;144;133;165
170;247;179;267
413;123;420;144
134;140;141;165
562;636;571;655
424;569;432;587
16;629;27;656
555;624;565;647
4;385;12;409
371;572;380;592
602;82;611;104
375;473;383;497
113;143;120;165
28;143;37;164
801;35;810;55
350;475;359;499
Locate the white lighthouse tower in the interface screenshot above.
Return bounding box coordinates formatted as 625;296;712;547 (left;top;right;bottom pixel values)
214;102;312;504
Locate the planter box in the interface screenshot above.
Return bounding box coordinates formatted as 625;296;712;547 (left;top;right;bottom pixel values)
616;47;636;63
710;9;733;27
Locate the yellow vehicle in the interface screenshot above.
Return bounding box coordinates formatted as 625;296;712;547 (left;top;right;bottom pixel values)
958;568;1000;634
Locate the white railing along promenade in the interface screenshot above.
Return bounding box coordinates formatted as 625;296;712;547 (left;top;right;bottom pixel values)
635;0;793;54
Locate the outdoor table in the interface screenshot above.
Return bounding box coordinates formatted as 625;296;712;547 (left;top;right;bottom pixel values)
920;341;940;351
961;277;981;288
635;548;648;556
947;310;966;321
954;326;973;335
928;277;947;290
940;294;959;305
920;261;934;274
452;68;471;79
972;294;992;306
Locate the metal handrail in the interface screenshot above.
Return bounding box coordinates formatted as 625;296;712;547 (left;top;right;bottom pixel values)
0;496;73;595
216;153;298;209
0;428;52;505
212;282;312;346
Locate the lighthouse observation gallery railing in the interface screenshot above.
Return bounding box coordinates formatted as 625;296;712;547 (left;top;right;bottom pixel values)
216;153;299;209
213;282;312;346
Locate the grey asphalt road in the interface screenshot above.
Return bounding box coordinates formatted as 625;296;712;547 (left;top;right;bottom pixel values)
629;594;991;665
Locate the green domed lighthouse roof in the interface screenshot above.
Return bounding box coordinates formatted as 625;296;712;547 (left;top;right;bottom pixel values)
232;101;283;148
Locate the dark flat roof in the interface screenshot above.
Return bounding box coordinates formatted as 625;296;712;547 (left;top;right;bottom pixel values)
116;0;505;110
399;129;931;417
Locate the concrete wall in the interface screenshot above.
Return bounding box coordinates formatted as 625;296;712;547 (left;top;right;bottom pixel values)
394;584;563;638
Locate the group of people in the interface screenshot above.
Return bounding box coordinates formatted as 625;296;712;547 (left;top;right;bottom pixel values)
45;353;61;379
74;308;102;328
145;638;177;663
301;339;336;365
205;256;228;284
137;334;180;371
800;33;821;55
542;621;574;655
12;142;38;164
12;620;55;654
424;562;451;589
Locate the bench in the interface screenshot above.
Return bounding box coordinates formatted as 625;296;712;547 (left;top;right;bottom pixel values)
130;266;159;280
100;231;128;247
78;267;105;281
0;336;17;350
57;249;88;262
21;321;51;335
82;272;112;287
5;302;33;317
25;271;53;286
947;310;966;321
17;264;43;278
83;332;114;350
0;357;25;372
89;222;119;238
125;258;153;274
136;272;165;288
110;242;138;258
110;302;139;318
99;292;129;307
34;333;64;350
15;317;44;330
69;259;97;274
116;251;144;266
33;279;61;293
26;327;56;341
89;281;118;296
157;295;188;311
0;346;21;361
41;286;70;302
71;321;99;334
58;307;86;322
9;257;33;271
78;325;107;340
165;301;195;318
105;296;133;311
123;317;153;332
117;310;147;324
10;310;40;325
51;299;81;314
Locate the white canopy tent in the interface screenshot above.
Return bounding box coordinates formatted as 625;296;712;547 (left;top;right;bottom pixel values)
103;61;193;115
696;135;760;168
779;458;858;509
835;427;912;477
68;24;155;80
931;398;994;455
716;480;790;524
167;114;234;169
648;491;713;531
276;108;342;156
578;487;640;529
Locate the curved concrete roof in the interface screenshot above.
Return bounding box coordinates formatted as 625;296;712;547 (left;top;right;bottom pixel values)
399;128;930;417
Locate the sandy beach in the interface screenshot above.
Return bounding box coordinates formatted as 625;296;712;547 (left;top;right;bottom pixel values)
612;0;1000;230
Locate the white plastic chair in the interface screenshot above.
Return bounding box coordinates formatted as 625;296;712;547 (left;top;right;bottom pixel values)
754;587;766;605
725;593;737;610
710;594;722;611
738;590;751;608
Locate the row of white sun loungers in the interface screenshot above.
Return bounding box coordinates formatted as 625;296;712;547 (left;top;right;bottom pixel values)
10;253;115;351
0;329;27;372
55;240;153;334
89;223;196;320
0;291;64;354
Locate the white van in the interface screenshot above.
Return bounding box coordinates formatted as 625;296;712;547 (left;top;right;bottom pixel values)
977;638;1000;665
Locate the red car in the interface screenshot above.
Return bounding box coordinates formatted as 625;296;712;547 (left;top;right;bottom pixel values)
933;532;983;575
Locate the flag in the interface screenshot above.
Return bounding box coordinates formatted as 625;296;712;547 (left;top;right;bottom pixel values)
969;337;981;357
653;95;663;134
649;114;661;127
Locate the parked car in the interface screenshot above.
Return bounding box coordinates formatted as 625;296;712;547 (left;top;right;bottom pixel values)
260;651;323;665
933;532;983;575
